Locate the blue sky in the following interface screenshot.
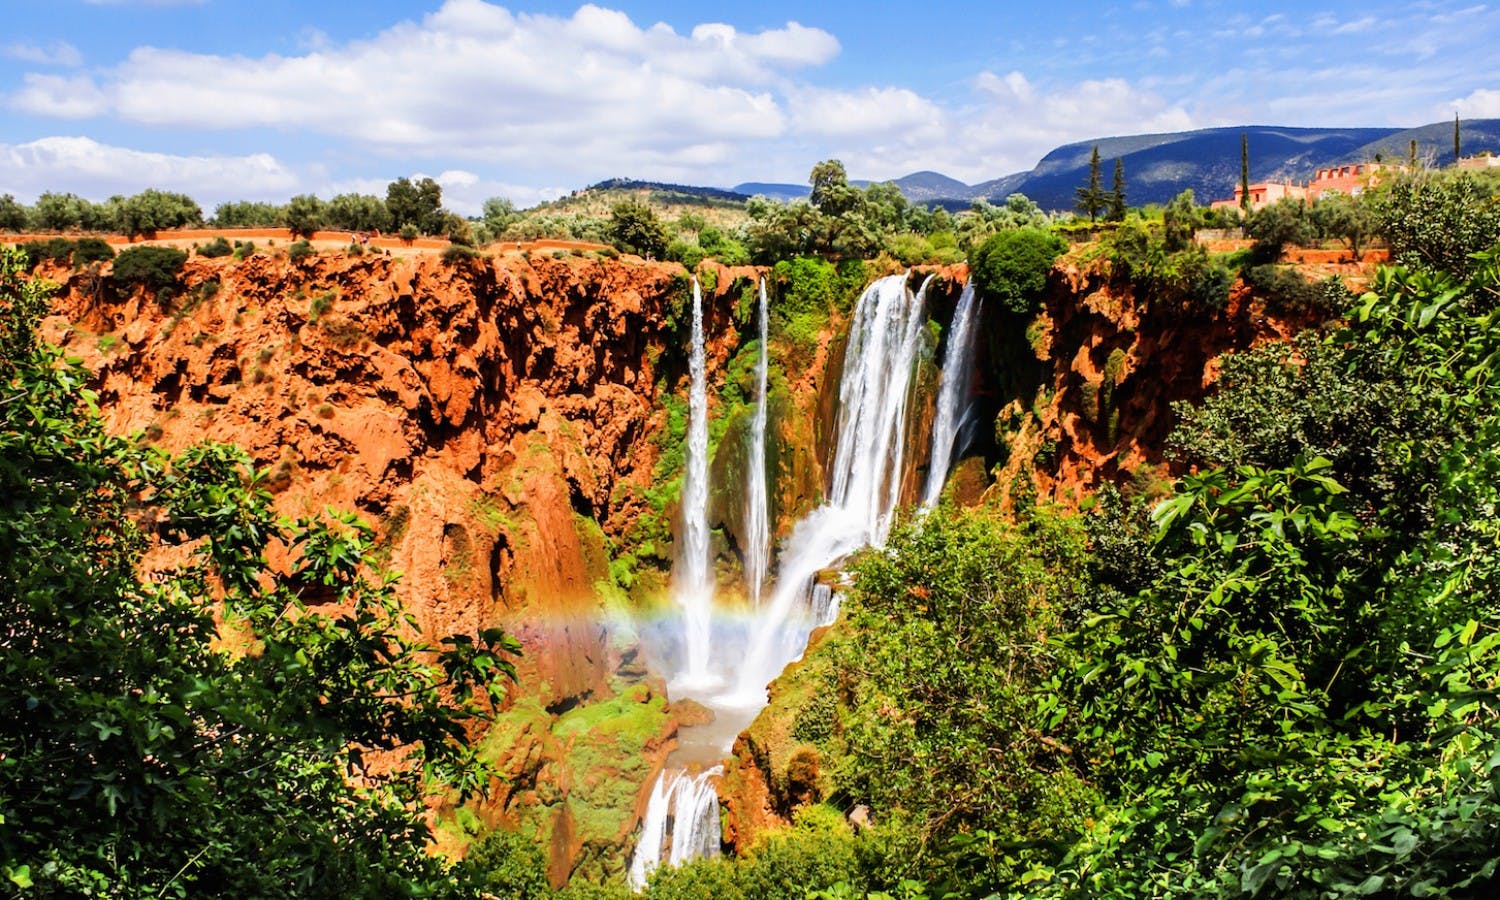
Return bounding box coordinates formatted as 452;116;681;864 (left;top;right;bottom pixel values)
2;0;1497;213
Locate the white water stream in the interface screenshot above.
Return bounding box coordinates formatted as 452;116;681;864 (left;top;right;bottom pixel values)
922;281;980;508
635;272;962;885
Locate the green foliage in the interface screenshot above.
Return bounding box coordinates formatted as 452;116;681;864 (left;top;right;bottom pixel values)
606;199;670;259
283;193;327;238
0;193;28;231
1373;169;1500;277
197;236;234;258
325;193;392;233
72;237;115;265
386;176;445;235
441;243;483;266
833;506;1098;891
461;828;553;898
1245;197;1315;263
969;226;1066;315
288;239;316;264
1075;145;1106;222
1309;190;1376;256
115;188;202;237
28;191;92;232
111;245;188;295
0;245;520;895
16;237;77;269
213;200;284;228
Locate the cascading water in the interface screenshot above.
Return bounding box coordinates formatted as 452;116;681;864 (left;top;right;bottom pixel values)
674;277;714;688
921;281;980;508
743;279;772;606
627;766;724;890
634;272;953;885
728;273;931;701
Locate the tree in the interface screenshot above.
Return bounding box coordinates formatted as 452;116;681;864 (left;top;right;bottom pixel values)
605;199;669;258
116;189;202;237
213;201;283;228
479;197;519;240
283;193;327;238
1310;191;1375;257
386;177;444;235
1240;132;1251;214
1162;188;1198;252
808;160;861;218
1373;170;1500;276
29;192;89;232
0;245;518;894
1244;196;1314;262
0;194;27;232
969;226;1067;315
325;193;392;233
1107;157;1127;222
1075;145;1106;223
1455;111;1462;162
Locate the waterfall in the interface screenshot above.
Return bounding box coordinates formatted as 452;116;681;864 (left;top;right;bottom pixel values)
676;277;714;687
743;279;772;606
727;274;931;702
627;766;724;890
921;281;980;508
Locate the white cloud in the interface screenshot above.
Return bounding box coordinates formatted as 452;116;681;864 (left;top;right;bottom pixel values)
0;136;299;206
26;0;836;185
2;41;83;67
788;86;945;139
9;74;108;118
1453;88;1500;118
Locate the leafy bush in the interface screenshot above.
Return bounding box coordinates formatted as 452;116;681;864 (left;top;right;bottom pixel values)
441;244;482;266
111;245;188;294
71;237;115;265
0;245;519;895
197;236;234;258
287;239;316;264
283;193;326;238
232;240;257;261
17;238;76;269
969;226;1066;315
1245;197;1315;263
606;199;670;258
1373;170;1500;276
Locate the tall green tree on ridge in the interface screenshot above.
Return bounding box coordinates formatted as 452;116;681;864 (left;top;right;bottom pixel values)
1075;145;1106;223
1107;157;1127;222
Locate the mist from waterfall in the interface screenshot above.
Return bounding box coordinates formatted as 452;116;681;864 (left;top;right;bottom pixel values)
922;280;980;508
675;277;713;688
743;279;771;606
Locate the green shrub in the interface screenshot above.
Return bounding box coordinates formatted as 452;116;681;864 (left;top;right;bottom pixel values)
969;226;1067;315
112;245;188;294
197;236;233;258
232;240;257;261
287;240;315;264
17;238;75;269
71;237;115;266
666;238;705;269
1373;170;1500;276
441;244;482;266
399;223;419;243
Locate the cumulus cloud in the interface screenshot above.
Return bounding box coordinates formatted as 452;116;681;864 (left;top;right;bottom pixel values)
0;136;299;206
9;74;109;118
2;41;84;67
1453;88;1500;118
21;0;837;184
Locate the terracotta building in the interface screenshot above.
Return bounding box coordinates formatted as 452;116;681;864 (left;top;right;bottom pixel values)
1209;181;1306;211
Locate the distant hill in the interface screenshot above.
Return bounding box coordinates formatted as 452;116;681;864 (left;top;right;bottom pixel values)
718;119;1500;214
586;178;750;203
731;182;809;202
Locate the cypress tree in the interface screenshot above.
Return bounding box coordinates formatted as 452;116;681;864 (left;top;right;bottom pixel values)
1240;132;1251;213
1075;145;1105;223
1108;157;1127;222
1455;112;1462;163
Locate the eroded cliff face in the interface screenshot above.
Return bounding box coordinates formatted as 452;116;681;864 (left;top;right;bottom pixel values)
39;248;766;883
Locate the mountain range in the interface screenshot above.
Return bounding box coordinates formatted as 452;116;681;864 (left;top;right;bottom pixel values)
729;118;1500;211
